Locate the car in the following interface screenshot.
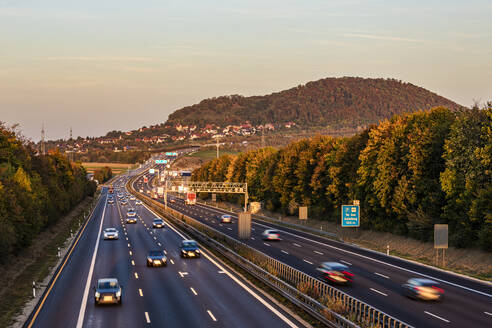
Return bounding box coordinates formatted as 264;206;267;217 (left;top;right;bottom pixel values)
127;208;136;217
135;200;142;205
94;278;122;305
316;262;354;285
217;214;232;223
153;218;165;228
103;228;119;240
262;229;280;241
130;196;136;201
146;250;167;267
169;198;176;203
126;216;137;224
401;278;444;301
121;200;128;205
180;240;201;258
108;198;114;204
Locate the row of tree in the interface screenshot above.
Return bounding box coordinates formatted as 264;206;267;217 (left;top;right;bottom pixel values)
93;166;112;184
0;124;96;264
193;105;492;250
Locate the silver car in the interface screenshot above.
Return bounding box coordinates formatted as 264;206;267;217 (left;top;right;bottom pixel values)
103;228;119;240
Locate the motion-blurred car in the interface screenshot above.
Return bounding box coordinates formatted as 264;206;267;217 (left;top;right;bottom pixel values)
402;278;444;301
316;262;354;285
169;198;176;203
135;200;142;205
127;208;136;217
94;278;122;305
130;196;136;201
180;240;201;258
146;250;167;267
103;228;119;240
121;199;128;205
217;214;232;223
262;229;280;241
108;198;114;205
152;218;164;228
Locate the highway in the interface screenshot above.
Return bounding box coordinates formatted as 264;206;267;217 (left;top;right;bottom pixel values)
25;172;305;328
135;163;492;328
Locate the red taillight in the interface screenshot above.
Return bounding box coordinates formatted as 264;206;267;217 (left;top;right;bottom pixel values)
342;271;354;277
432;286;444;293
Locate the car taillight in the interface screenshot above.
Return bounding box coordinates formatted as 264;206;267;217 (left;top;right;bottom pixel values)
432;286;444;293
342;271;354;277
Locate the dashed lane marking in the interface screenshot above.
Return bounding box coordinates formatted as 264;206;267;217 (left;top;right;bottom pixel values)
370;288;388;296
424;311;450;323
207;310;217;322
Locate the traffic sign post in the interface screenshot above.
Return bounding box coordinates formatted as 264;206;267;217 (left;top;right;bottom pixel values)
299;206;308;220
434;224;448;267
341;205;360;227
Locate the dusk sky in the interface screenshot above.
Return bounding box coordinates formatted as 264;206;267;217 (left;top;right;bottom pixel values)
1;0;491;141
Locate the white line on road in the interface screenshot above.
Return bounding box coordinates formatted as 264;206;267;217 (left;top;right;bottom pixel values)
158;242;162;246
313;250;324;255
127;243;131;247
281;250;289;255
190;287;198;296
134;272;139;279
340;260;352;265
139;288;143;297
293;243;301;247
251;237;255;240
263;242;270;246
129;251;132;256
370;288;388;296
374;272;390;279
179;271;188;278
424;311;450;323
76;197;107;328
163;250;167;254
170;259;174;264
207;310;217;322
484;311;492;316
145;312;151;323
131;260;135;266
303;259;313;265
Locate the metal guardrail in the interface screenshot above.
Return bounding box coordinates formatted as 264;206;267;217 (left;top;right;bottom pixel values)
128;179;411;328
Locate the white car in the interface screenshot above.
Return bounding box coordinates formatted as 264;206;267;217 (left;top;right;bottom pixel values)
127;208;136;217
103;228;119;240
135;200;142;205
130;196;136;201
262;229;280;241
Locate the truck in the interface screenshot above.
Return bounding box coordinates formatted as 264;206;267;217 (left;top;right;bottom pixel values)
185;192;196;205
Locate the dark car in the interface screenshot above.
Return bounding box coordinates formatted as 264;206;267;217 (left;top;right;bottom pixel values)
316;262;354;285
180;240;201;258
402;278;444;301
152;218;165;228
146;250;167;267
94;278;122;305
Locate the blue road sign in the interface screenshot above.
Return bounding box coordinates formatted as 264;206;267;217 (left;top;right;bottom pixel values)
341;205;360;227
155;159;165;164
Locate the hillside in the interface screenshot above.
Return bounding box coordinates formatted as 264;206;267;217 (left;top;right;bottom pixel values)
164;77;466;130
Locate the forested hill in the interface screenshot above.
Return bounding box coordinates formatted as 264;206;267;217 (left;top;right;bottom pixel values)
0;124;96;263
165;77;466;129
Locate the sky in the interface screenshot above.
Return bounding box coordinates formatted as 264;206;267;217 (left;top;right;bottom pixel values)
1;0;491;141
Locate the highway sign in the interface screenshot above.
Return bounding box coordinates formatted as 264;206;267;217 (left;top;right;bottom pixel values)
299;206;308;220
238;212;251;239
149;169;155;174
434;224;448;249
155;159;165;164
341;205;360;227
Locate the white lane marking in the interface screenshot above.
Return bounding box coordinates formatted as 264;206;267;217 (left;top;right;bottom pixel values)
293;243;301;247
144;203;300;328
340;260;352;266
139;288;143;297
207;310;217;322
76;196;107;328
135;272;139;279
227;227;232;230
158;242;162;246
163;250;167;254
251;228;255;231
484;311;492;316
313;250;324;255
374;272;390;279
179;271;188;278
263;242;270;247
303;259;313;265
154;236;157;240
370;288;388;296
129;251;133;256
125;237;128;241
281;250;289;255
131;260;135;266
251;237;255;240
170;259;174;264
145;312;151;323
424;311;450;323
190;287;198;296
127;243;131;247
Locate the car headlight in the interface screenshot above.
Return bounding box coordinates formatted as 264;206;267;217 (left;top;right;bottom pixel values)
116;290;121;297
95;292;100;298
195;249;200;253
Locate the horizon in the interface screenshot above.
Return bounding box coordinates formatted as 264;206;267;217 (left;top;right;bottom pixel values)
1;0;491;141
